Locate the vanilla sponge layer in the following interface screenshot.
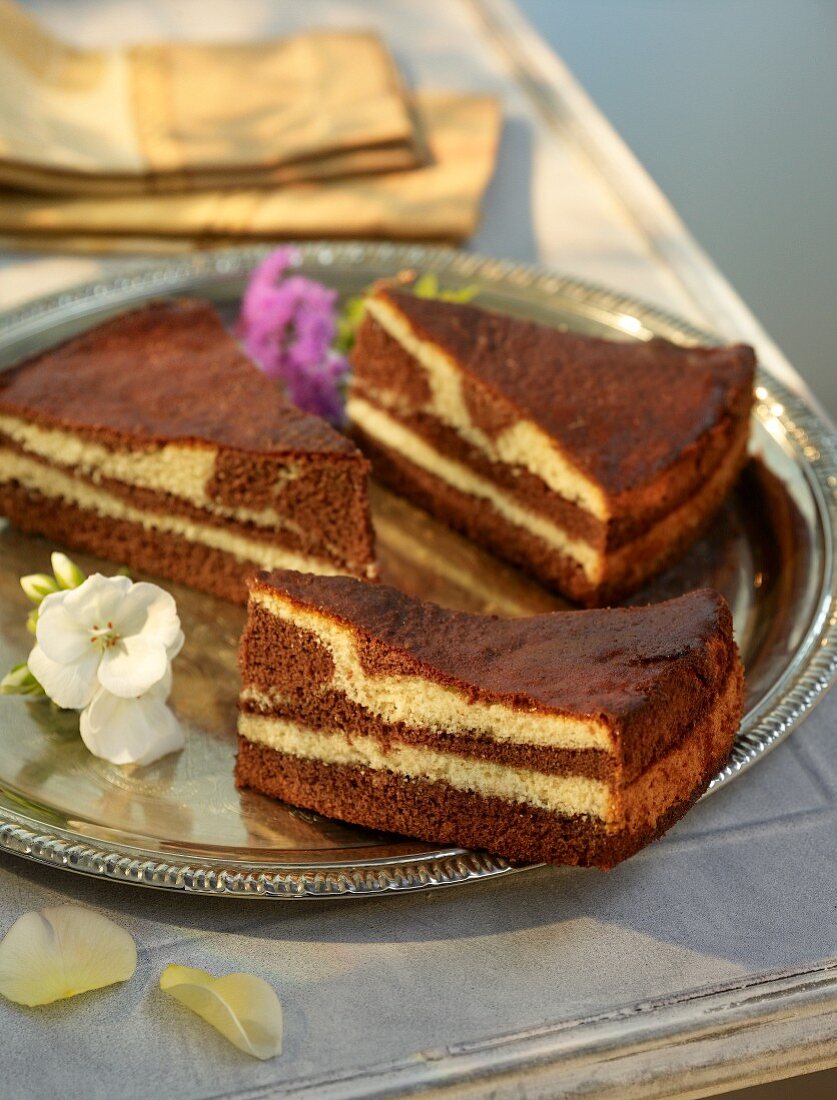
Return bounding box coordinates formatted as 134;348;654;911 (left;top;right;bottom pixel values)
238;712;613;821
366;296;608;519
0;413;301;530
250;587;614;752
347;396;602;581
0;447;343;575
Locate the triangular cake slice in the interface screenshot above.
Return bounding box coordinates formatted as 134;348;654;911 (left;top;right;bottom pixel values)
236;571;744;867
0;300;375;601
348;287;754;605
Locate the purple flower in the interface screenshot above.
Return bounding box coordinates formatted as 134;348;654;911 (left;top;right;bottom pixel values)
236;247;350;424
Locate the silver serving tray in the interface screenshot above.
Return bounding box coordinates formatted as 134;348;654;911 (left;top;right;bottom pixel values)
0;242;834;899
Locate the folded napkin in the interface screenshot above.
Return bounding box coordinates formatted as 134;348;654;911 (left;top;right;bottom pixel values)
0;92;501;248
0;0;422;195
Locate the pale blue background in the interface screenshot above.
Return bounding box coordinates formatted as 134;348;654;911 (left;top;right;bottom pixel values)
519;0;837;417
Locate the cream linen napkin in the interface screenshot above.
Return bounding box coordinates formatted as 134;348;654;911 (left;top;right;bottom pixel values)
0;0;422;195
0;92;501;248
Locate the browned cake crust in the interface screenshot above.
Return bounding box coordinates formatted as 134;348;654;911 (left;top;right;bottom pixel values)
352;310;751;539
241;571;734;747
0;300;376;599
0;298;356;457
374;289;754;498
235;571;744;868
348;288;754;605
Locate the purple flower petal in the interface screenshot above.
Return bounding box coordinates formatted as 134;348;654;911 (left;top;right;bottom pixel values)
236;247;349;422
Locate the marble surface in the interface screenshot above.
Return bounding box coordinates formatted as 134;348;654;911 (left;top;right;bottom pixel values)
0;3;834;1097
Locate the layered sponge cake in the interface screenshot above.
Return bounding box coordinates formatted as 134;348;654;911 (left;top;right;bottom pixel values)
0;300;375;602
236;571;744;868
348;287;755;606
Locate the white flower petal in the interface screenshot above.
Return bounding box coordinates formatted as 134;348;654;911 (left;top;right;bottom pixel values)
144;664;173;701
35;603;92;664
0;905;136;1006
36;588;64;616
28;644;100;710
117;583;182;649
167;629;185;662
160;965;282;1060
98;635;168;698
80;688;184;766
60;573;132;625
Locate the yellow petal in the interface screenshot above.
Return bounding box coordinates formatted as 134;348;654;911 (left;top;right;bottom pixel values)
0;905;137;1006
160;964;282;1060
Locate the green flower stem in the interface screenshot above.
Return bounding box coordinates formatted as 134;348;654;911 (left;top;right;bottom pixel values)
335;276;479;354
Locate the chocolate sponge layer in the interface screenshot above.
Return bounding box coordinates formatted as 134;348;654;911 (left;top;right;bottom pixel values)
351;312;750;545
349;290;754;604
370;288;755;498
0;480;274;603
353;417;748;607
0;299;378;599
235;570;744;867
234;673;736;869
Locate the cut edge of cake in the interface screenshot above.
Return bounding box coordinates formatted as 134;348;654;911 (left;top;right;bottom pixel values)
235;570;744;868
0;300;377;602
348;286;754;606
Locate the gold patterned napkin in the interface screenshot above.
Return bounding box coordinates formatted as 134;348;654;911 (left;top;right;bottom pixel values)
0;0;422;195
0;92;501;248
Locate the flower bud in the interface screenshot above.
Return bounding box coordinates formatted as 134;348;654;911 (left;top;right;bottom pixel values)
51;553;86;590
20;574;58;605
0;663;45;697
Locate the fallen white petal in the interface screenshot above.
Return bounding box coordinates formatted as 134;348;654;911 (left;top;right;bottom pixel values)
0;906;136;1006
160;965;282;1060
80;687;184;766
27;643;100;710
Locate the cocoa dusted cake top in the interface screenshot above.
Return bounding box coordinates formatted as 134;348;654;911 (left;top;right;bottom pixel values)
379;288;755;493
0;299;358;457
254;570;735;719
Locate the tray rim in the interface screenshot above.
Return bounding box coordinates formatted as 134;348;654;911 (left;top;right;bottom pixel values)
0;240;834;900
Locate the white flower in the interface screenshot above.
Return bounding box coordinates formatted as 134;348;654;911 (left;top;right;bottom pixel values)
79;670;184;767
20;570;186;767
0;905;136;1006
160;964;283;1060
27;573;183;710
